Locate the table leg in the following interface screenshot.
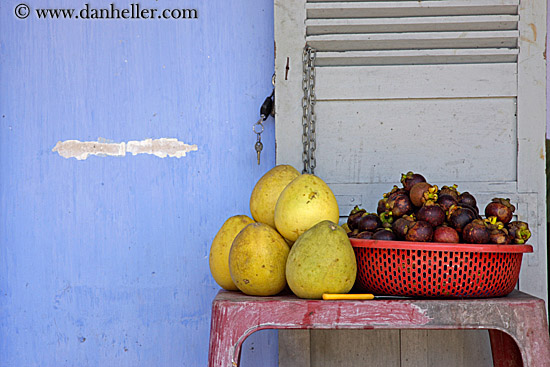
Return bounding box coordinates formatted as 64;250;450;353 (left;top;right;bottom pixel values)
489;329;523;367
208;300;255;367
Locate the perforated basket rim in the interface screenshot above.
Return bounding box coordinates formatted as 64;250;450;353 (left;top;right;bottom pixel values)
350;238;533;254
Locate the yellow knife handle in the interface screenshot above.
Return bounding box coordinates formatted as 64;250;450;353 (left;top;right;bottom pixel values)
322;293;375;300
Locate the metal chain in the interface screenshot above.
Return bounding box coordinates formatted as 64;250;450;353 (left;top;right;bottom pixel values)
302;46;317;174
302;48;309;173
309;48;317;173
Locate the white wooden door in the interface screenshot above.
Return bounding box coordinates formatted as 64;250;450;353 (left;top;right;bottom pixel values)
274;0;546;365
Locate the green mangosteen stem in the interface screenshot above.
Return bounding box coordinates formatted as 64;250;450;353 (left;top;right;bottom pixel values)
518;228;531;242
380;212;393;225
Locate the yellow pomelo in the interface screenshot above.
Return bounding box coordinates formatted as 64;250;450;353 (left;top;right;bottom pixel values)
250;165;300;228
229;222;290;296
209;215;255;291
286;220;357;299
274;174;339;242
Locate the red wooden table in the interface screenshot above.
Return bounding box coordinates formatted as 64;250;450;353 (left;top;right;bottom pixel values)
208;290;550;367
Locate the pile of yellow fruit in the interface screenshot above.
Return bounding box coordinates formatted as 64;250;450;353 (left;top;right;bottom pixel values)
208;165;357;299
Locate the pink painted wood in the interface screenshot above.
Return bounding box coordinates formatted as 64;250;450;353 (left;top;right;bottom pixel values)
208;290;550;367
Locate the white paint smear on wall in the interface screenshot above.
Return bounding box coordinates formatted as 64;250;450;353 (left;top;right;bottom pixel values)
52;138;198;160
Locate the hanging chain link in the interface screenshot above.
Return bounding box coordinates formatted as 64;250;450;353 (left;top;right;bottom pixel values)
302;46;317;174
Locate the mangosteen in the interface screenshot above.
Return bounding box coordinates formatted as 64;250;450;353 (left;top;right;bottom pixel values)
437;194;458;212
356;231;374;240
459;191;477;208
346;206;366;230
347;229;359;238
377;198;387;215
405;220;434;242
357;213;382;232
417;202;445;227
400;171;426;192
410;182;438;207
409;182;430;207
485;198;515;224
459;202;480;218
447;205;476;233
379;211;394;229
462;219;490;244
386;194;413;218
439;185;459;200
392;215;415;239
385;185;408;202
372;228;396;241
484;216;505;230
484;217;511;245
507;221;531;244
433;225;460;243
489;228;510;245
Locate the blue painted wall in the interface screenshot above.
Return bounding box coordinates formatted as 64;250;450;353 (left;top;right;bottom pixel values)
0;1;277;365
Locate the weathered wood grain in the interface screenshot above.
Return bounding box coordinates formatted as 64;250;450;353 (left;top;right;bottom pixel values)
308;31;519;52
274;0;307;172
315;64;517;100
515;0;548;301
306;0;519;19
313;98;517;185
278;330;310;367
311;330;400;367
306;15;519;35
315;49;519;66
401;330;493;367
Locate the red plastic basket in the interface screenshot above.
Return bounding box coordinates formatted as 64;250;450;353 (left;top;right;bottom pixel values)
351;239;533;298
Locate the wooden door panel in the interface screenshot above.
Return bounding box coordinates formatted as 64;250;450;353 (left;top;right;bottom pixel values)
315;64;517;100
401;330;493;367
310;330;401;367
314;98;517;185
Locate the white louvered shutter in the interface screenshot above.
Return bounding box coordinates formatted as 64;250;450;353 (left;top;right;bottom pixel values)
275;0;548;367
275;1;546;365
275;0;546;300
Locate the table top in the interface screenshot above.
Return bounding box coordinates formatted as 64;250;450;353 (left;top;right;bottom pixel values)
214;289;542;305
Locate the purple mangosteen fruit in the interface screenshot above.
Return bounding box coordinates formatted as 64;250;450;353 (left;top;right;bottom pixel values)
356;231;374;240
458;192;477;208
438;185;459;201
386;194;413;218
400;172;426;192
507;221;531;244
372;228;396;241
347;205;366;231
462;219;490;244
357;213;382;232
485;198;515;224
433;225;460;243
392;215;415;239
417;202;445;228
447;205;476;233
437;194;458;212
405;220;434;242
410;182;438;207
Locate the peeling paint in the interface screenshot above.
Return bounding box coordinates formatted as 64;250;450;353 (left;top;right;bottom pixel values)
126;138;197;158
52;138;198;160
